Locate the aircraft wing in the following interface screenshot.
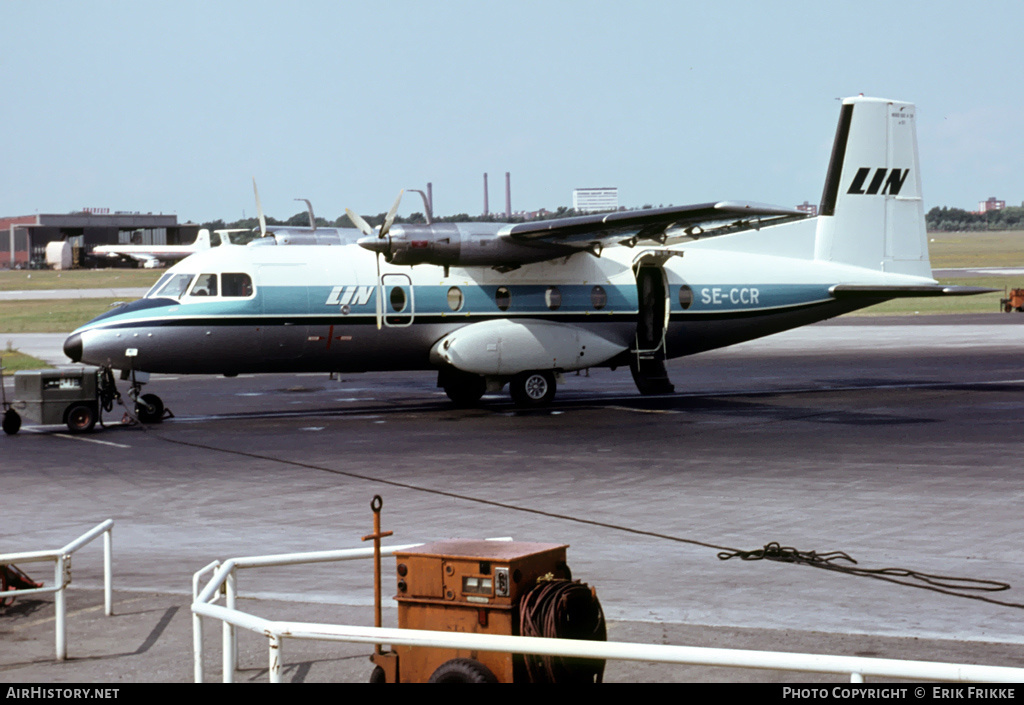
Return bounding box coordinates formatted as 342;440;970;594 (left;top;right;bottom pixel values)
504;201;808;247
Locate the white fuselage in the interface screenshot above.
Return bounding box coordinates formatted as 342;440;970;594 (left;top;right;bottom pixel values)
66;215;934;376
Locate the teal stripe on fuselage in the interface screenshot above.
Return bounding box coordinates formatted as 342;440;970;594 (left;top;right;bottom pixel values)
81;282;836;331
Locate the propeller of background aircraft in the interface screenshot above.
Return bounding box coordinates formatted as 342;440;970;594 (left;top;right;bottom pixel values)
346;190;404;329
252;177;268;239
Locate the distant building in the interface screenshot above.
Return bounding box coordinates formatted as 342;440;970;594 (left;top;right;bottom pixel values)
979;197;1005;213
573;187;618;213
795;201;818;216
1;212;198;268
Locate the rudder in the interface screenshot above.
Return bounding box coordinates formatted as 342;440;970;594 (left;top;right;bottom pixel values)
814;97;932;278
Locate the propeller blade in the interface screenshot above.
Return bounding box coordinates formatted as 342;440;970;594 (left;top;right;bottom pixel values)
375;252;383;330
252;177;267;238
346;208;374;237
380;189;405;239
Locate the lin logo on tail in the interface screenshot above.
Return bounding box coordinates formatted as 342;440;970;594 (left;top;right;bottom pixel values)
847;168;910;196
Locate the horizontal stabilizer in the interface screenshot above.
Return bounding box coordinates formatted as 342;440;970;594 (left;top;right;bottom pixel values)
830;284;998;298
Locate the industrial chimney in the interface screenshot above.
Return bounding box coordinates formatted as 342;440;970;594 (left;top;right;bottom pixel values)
483;173;489;216
505;172;511;219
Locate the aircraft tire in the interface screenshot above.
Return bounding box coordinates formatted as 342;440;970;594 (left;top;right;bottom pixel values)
427;658;498;683
441;370;486;407
136;394;164;424
3;409;21;435
65;404;97;434
510;370;556;408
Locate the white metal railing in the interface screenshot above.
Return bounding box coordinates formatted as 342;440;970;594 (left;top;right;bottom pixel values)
190;541;1024;684
191;543;422;683
0;519;114;660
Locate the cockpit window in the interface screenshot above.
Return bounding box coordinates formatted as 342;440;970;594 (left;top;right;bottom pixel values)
189;273;218;297
153;273;195;299
221;273;254;297
146;273;174;298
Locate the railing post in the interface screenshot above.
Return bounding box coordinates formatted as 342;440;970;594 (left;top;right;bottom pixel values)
54;556;66;660
103;528;113;616
269;635;282;683
223;568;236;683
193;609;205;683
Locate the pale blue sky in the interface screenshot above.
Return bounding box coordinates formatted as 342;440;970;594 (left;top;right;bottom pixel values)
2;1;1021;223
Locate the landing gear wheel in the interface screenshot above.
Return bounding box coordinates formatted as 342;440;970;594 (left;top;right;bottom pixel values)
135;394;164;424
427;658;498;683
3;409;21;435
65;404;96;433
510;370;556;408
441;369;486;407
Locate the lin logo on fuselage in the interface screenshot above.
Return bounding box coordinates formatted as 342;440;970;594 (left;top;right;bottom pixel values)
325;286;374;306
846;168;909;196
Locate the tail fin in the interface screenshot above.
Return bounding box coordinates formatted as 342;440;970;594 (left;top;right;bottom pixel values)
193;229;212;249
814;96;932;279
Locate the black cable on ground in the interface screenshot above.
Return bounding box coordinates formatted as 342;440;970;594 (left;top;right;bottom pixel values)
147;429;1024;610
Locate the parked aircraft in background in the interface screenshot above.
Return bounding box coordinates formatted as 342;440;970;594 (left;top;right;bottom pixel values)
65;96;989;420
91;229;234;268
247;179;362;246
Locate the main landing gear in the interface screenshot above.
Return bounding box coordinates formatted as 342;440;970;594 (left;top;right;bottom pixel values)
509;370;556;407
438;368;558;409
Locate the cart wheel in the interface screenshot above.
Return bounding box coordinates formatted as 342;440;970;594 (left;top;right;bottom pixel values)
66;404;96;433
136;394;164;424
427;658;498;683
3;409;21;435
369;665;386;683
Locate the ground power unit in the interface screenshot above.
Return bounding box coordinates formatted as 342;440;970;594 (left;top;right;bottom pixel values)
369;539;606;683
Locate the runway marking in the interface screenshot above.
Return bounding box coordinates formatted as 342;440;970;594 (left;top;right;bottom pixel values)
605;405;681;414
155;378;1024;425
54;433;131;448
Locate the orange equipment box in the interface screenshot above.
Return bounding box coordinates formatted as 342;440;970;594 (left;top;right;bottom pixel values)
372;539;571;683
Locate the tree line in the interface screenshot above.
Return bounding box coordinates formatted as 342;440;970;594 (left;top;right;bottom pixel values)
199;205;598;236
926;206;1024;231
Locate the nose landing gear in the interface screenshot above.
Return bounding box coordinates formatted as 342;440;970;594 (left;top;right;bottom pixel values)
122;372;169;425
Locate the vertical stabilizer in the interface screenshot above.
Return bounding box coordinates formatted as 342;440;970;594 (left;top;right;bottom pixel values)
814;97;932;278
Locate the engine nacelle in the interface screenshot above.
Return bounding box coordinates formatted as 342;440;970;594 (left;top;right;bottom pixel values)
359;223;577;268
429;318;627;376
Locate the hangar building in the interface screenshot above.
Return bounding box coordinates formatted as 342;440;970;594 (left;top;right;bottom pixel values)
0;212;200;268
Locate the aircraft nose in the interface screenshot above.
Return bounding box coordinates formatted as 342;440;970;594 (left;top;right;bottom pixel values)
63;332;82;363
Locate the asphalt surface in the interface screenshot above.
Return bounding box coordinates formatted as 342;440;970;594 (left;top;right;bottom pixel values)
3;313;1024;683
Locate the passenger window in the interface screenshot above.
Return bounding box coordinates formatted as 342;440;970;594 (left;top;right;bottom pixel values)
189;273;218;297
222;273;254;297
155;273;195;299
495;286;511;311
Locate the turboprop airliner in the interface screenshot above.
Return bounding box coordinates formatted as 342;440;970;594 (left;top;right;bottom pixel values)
247;179;363;246
64;96;988;419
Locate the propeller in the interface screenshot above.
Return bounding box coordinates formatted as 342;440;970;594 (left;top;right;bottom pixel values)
252;177;267;239
346;190;404;330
